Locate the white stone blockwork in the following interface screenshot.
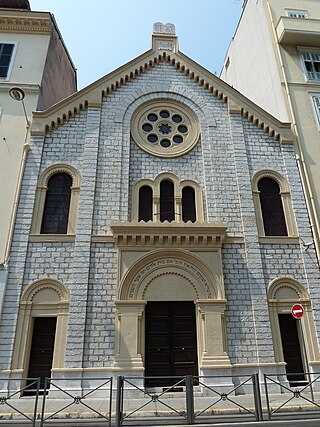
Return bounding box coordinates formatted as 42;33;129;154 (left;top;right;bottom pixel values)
0;28;319;393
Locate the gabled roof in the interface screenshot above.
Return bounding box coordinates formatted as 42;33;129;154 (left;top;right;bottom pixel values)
31;30;294;145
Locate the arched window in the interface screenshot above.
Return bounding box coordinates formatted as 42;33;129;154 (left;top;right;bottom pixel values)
258;177;287;236
31;164;80;238
182;186;196;222
132;174;204;223
252;170;297;239
41;173;72;234
139;185;153;222
160;180;174;222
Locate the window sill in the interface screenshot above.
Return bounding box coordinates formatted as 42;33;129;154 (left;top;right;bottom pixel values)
29;234;75;243
259;236;299;244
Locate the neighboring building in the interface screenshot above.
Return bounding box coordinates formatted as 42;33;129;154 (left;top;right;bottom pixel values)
0;0;77;308
0;23;320;393
221;0;320;260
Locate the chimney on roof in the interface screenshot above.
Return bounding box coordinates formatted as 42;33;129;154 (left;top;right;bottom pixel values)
0;0;31;10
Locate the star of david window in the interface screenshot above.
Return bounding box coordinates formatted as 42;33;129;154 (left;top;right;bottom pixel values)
131;100;200;158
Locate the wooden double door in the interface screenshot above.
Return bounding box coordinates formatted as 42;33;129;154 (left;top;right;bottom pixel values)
145;301;198;387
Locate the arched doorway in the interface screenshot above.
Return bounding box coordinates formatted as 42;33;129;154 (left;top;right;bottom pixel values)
12;278;69;390
114;248;230;385
268;277;320;385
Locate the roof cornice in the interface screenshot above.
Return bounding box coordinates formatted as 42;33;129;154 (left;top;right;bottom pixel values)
31;44;294;145
0;10;51;34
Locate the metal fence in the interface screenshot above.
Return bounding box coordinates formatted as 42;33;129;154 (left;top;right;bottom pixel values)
264;372;320;420
2;373;320;425
0;377;40;426
40;377;113;426
115;373;263;426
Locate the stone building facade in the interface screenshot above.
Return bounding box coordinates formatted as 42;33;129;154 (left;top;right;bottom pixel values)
0;24;320;391
221;0;320;261
0;0;77;317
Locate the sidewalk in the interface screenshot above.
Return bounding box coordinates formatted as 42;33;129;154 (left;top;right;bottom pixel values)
0;390;320;425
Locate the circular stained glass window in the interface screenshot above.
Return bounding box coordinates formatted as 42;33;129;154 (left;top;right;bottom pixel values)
131;99;200;158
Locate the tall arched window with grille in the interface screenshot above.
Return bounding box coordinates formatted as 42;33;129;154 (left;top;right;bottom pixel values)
139;185;153;222
182;186;196;222
160;180;175;222
258;177;287;236
41;173;72;234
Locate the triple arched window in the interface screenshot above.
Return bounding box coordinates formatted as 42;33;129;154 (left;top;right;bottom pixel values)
133;173;203;223
252;170;297;238
31;164;80;236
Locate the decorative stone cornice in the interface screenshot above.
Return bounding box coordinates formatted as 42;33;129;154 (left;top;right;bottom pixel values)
0;11;51;34
110;221;228;248
31;42;295;145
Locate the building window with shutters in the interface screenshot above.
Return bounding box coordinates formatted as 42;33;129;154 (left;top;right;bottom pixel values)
0;43;15;79
30;164;80;239
311;94;320;129
286;9;308;19
252;170;297;241
301;51;320;81
133;173;203;223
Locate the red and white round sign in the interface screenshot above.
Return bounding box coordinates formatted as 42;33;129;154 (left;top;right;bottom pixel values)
291;304;304;319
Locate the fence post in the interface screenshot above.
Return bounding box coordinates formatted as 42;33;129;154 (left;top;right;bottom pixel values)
115;376;124;427
252;373;263;421
40;377;49;427
33;378;40;427
108;377;113;427
186;375;195;424
263;374;271;420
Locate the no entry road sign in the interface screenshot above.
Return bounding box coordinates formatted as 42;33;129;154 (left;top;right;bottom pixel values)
291;303;304;319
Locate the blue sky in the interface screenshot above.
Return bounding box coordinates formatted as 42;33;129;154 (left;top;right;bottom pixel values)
29;0;243;90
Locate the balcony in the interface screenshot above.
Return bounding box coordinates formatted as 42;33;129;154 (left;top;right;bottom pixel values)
276;16;320;46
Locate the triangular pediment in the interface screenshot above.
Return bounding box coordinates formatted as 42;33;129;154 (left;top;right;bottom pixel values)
31;32;294;145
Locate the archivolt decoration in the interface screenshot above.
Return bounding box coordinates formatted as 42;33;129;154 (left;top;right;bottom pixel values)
118;249;223;301
21;278;69;304
267;277;309;302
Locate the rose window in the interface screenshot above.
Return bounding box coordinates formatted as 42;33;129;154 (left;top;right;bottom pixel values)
131;100;200;158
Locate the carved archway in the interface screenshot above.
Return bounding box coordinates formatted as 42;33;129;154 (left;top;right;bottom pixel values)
267;277;320;367
114;249;230;373
12;278;69;374
118;249;224;301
